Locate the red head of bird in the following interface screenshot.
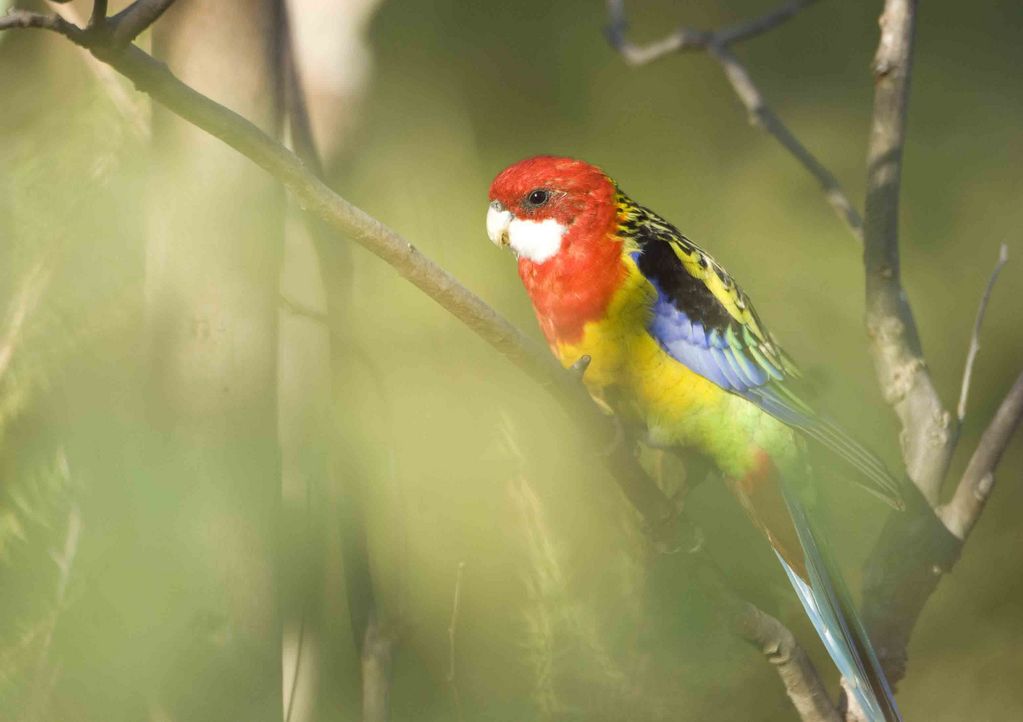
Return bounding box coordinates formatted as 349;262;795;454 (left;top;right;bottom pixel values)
487;156;626;346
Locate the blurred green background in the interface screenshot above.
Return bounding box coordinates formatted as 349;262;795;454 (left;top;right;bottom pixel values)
0;0;1020;720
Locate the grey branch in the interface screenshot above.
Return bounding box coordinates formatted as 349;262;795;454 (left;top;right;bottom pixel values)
862;0;954;504
47;1;150;136
0;9;83;38
606;0;863;241
0;10;684;550
956;244;1009;422
940;371;1023;539
707;43;864;240
89;0;107;28
692;552;838;722
859;0;1020;696
109;0;178;46
8;6;1020;719
733;603;842;722
606;0;1021;712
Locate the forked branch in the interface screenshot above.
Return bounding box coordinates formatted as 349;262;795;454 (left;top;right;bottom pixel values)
606;0;1023;715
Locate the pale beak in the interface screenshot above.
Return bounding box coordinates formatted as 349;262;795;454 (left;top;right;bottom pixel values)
487;200;512;248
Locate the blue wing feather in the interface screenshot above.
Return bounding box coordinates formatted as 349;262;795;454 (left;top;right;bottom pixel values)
638;254;904;509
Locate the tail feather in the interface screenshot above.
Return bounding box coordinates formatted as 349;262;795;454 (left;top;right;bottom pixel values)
779;489;902;722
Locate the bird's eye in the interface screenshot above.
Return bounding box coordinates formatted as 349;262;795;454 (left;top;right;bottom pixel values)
526;189;550;207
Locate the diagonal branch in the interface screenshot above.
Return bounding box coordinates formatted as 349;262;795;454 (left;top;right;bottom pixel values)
0;11;684;548
706;43;863;240
693;551;839;722
606;0;862;242
733;602;841;722
46;1;150;136
861;0;954;504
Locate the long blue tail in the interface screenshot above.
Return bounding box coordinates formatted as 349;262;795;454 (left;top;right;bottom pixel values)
777;488;902;722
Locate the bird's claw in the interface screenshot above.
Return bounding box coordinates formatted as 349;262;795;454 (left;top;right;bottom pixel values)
569;354;592;380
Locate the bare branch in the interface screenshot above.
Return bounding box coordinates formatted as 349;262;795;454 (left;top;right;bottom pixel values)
733;602;842;722
46;1;150;137
0;9;85;43
956;244;1009;422
707;43;863;240
940;371;1023;539
0;261;53;383
606;1;862;242
717;0;824;46
859;3;1018;695
109;0;177;46
861;0;954;504
605;0;822;66
89;0;107;28
694;552;839;722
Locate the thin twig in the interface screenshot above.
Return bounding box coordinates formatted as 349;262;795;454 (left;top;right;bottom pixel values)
717;0;823;46
956;244;1009;422
446;561;466;722
108;0;177;46
940;371;1023;539
605;0;821;66
605;1;862;241
689;549;838;722
0;260;53;383
0;9;83;39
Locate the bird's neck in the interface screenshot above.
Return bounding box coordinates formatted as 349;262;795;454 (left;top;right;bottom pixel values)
518;225;626;348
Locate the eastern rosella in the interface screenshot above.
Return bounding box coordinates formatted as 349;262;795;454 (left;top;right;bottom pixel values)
487;156;903;721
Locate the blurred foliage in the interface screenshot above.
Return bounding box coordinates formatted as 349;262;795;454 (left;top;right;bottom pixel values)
0;0;1022;721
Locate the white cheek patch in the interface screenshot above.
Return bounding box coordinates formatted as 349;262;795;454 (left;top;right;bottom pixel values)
487;206;513;246
507;217;567;264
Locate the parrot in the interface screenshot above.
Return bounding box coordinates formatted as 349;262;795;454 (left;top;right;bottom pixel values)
486;155;903;721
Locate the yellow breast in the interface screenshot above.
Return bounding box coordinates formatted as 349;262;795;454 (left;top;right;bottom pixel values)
552;258;729;444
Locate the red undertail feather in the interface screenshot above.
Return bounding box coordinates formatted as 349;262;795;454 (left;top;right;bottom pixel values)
730;449;807;580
